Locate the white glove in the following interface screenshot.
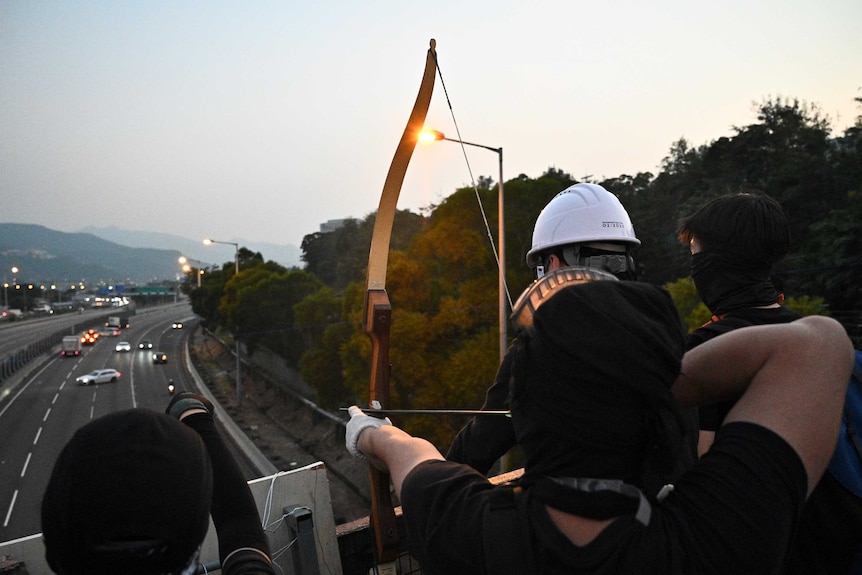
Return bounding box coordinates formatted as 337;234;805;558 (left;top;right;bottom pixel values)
345;405;391;459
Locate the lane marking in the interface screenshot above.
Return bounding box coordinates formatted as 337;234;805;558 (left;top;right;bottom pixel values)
20;452;31;478
52;392;59;405
3;490;17;527
0;360;55;420
33;427;42;445
42;408;51;422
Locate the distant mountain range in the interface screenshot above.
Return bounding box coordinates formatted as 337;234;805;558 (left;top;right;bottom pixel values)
78;226;301;271
0;223;301;287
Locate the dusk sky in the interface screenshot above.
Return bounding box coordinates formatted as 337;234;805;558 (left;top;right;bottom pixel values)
2;1;859;252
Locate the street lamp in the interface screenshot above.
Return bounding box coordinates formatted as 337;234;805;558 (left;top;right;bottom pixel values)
5;266;18;309
179;256;204;288
203;238;239;275
203;238;242;405
419;129;509;363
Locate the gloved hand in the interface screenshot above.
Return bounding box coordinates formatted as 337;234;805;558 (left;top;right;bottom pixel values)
166;391;215;420
345;405;391;459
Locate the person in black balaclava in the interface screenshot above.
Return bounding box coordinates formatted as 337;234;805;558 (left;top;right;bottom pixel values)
678;196;862;574
676;192;800;453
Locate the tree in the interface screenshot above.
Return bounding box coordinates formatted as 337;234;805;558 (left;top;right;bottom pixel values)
663;277;710;332
217;264;323;360
300;210;425;292
296;287;353;408
291;91;862;436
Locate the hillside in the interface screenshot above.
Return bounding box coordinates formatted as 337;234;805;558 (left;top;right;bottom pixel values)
0;223;183;286
79;225;302;269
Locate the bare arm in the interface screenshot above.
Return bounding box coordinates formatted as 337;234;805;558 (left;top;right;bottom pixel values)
355;422;444;500
673;315;854;493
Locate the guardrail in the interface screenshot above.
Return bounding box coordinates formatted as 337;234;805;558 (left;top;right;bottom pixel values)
0;313;115;384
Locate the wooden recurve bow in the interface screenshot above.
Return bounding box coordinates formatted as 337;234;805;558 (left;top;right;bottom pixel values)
363;38;437;573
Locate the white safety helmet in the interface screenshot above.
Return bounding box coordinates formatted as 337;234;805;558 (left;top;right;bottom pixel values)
526;183;640;269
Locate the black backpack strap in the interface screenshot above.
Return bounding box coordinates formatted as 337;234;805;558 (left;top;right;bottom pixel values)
701;315;755;336
482;485;536;575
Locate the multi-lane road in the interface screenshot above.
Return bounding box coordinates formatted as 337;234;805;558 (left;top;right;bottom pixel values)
0;303;197;542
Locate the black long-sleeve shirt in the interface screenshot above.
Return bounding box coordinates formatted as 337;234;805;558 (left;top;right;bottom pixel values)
182;412;276;575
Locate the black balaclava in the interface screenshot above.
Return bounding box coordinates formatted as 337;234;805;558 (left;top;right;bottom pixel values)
691;249;780;315
510;281;685;517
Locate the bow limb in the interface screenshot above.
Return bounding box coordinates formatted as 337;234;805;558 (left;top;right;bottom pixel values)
364;39;437;568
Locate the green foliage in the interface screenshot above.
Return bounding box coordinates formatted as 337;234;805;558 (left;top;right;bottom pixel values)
295;287;353;408
663;277;711;332
399;328;498;451
299;322;354;408
300;219;365;290
783;191;862;312
191;267;233;329
191;91;862;445
300;210;425;291
783;294;827;317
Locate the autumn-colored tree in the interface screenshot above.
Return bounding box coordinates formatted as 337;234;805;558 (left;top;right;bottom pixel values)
185;91;862;447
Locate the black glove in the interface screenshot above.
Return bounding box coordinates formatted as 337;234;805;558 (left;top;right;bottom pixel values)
166;392;215;420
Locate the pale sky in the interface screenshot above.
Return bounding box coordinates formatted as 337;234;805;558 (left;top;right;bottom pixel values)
2;1;860;251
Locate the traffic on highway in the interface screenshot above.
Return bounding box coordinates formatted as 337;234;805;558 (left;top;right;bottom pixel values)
0;303;195;543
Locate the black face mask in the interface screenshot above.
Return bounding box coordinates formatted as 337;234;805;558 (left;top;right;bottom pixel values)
690;250;779;315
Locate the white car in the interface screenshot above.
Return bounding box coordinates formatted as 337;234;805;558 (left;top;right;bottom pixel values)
76;369;121;386
115;341;132;352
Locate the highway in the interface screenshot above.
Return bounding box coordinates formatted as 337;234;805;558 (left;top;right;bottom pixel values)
0;307;105;352
0;303;196;542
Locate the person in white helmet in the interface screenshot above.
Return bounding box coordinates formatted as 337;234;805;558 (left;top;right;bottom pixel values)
445;183;646;475
525;182;640;281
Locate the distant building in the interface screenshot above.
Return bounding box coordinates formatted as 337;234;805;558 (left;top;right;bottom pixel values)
319;219;352;233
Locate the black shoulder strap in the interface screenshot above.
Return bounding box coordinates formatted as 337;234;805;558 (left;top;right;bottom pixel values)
483;486;536;575
703;315;755;336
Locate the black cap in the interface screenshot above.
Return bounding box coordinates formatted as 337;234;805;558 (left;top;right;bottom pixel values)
42;409;213;575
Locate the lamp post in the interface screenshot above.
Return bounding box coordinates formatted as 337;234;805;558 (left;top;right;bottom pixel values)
178;256;204;288
6;267;18;309
420;130;508;363
202;238;239;275
203;238;242;405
